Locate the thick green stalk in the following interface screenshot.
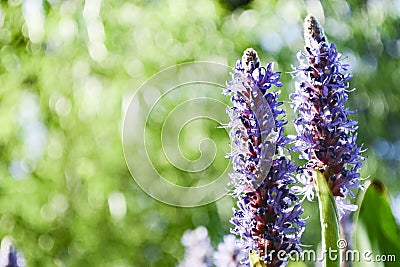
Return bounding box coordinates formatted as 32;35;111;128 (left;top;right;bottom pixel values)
315;170;341;267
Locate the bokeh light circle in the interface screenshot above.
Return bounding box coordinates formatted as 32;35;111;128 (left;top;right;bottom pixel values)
123;62;235;207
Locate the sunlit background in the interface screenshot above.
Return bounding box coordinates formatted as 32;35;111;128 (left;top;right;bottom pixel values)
0;0;400;266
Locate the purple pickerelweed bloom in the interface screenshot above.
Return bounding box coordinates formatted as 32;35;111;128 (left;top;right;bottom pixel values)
225;48;305;266
178;226;214;267
291;14;365;218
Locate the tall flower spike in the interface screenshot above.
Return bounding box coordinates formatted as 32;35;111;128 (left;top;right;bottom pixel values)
291;15;365;218
226;48;305;266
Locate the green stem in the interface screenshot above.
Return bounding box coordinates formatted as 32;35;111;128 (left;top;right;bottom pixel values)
315;170;341;267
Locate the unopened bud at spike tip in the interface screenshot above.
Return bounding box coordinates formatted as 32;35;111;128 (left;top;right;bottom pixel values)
242;48;260;73
304;14;328;48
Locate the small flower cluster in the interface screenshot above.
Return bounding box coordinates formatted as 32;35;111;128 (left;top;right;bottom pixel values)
291;15;364;218
225;48;305;266
225;49;287;191
178;226;245;267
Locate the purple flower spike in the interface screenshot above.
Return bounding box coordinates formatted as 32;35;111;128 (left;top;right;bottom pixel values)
226;48;305;266
291;15;365;218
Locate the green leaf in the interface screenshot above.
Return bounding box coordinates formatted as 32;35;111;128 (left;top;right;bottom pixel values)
354;180;400;267
287;262;308;267
315;170;341;267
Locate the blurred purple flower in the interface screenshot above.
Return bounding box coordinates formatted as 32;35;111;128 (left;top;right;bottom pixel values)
178;226;214;267
225;48;305;266
214;235;245;267
0;237;25;267
291;14;365;218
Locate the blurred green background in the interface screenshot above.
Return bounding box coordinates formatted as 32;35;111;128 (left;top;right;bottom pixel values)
0;0;399;266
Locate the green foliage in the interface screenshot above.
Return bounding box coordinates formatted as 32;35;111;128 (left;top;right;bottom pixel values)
354;180;400;267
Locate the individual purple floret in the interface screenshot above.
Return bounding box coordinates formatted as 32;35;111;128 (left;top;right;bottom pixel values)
178;226;214;267
291;14;364;218
225;48;305;266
